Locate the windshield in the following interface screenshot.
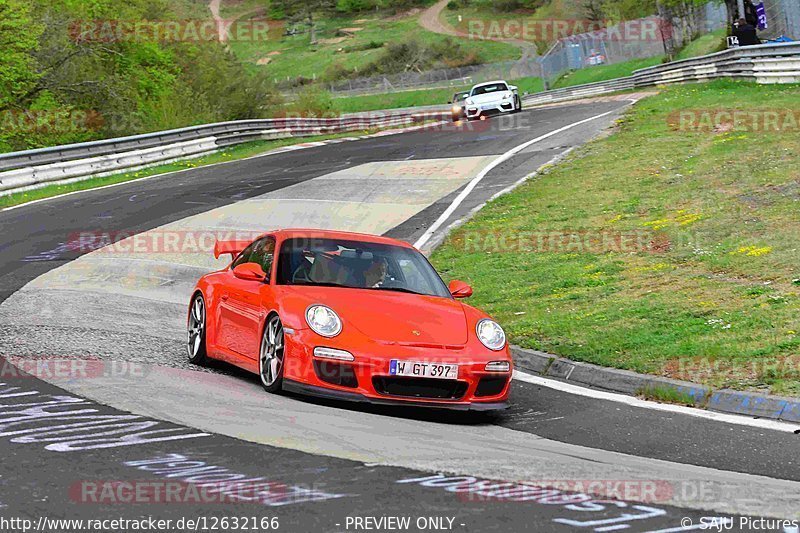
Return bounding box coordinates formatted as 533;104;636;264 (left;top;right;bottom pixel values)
471;83;508;96
277;238;451;298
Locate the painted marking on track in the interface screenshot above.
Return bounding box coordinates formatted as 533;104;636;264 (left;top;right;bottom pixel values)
397;473;672;532
413;102;635;249
121;453;350;506
0;381;209;451
643;517;734;532
513;370;800;433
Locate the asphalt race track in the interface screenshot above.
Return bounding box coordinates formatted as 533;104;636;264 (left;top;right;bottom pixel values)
1;99;799;532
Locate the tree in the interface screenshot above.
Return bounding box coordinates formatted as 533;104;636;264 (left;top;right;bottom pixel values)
270;0;337;44
582;0;605;22
0;0;43;110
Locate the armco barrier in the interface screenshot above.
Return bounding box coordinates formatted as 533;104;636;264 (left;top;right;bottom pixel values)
0;111;449;196
523;41;800;107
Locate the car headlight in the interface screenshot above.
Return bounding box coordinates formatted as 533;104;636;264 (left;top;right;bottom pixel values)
502;92;512;100
306;305;342;337
466;98;473;105
476;319;506;351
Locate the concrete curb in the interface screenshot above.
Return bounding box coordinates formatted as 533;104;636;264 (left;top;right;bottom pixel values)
512;346;800;424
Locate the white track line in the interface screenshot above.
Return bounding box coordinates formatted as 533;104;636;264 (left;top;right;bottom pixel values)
413;104;629;249
513;370;800;433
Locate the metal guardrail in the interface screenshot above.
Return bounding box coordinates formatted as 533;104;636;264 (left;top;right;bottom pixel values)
0;111;449;196
523;41;800;106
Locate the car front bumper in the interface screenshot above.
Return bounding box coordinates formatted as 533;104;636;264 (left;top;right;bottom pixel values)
281;329;512;410
283;379;509;411
466;99;516;119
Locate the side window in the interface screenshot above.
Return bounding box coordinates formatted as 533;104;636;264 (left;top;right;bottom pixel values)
252;238;276;280
231;242;256;269
231;237;275;280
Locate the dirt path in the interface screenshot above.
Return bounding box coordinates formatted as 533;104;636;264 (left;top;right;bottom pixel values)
208;0;228;43
418;0;536;54
209;0;268;44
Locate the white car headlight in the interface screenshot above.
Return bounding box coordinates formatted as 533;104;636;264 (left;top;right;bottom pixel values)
466;98;474;105
306;305;342;337
502;92;512;100
476;319;506;351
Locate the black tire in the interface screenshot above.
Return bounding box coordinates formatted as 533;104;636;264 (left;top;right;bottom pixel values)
187;293;208;365
259;314;285;393
513;96;522;113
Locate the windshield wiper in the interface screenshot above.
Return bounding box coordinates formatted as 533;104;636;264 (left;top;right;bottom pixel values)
292;281;352;289
370;286;425;296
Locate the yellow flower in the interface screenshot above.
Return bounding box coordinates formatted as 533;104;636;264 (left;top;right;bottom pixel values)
643;218;671;230
730;246;772;257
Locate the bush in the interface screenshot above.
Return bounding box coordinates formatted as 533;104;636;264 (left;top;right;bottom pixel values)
357;36;480;77
285;86;335;118
447;0;471;9
494;0;523;11
336;0;376;12
341;40;384;53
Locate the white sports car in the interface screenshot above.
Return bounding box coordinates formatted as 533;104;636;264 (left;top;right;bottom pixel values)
464;80;521;120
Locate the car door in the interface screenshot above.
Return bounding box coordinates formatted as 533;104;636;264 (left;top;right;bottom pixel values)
217;236;275;361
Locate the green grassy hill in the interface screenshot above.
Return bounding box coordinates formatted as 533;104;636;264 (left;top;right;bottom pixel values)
228;11;520;83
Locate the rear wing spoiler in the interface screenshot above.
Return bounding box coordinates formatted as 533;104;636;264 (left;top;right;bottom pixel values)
214;240;251;260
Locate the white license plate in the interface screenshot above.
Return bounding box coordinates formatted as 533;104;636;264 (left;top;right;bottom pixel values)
389;360;458;380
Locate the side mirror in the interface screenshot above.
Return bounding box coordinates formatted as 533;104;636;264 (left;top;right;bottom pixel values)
449;280;473;299
233;262;267;282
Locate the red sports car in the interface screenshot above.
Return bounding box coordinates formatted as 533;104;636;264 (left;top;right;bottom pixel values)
187;229;512;410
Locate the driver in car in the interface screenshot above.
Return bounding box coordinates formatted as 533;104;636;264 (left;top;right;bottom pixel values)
363;257;388;288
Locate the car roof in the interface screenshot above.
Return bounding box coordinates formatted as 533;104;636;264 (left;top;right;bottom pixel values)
472;80;508;88
266;229;415;249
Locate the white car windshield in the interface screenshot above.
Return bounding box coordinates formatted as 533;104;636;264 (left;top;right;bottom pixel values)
471;83;508;96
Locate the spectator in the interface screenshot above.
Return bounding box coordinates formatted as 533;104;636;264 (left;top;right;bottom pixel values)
733;18;761;46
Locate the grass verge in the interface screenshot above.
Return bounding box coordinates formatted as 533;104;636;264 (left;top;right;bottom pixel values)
0;128;396;210
551;56;664;89
675;29;727;61
637;385;698;406
431;80;800;396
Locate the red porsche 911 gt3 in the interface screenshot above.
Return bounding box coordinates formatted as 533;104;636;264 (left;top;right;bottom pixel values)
187;229;512;410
